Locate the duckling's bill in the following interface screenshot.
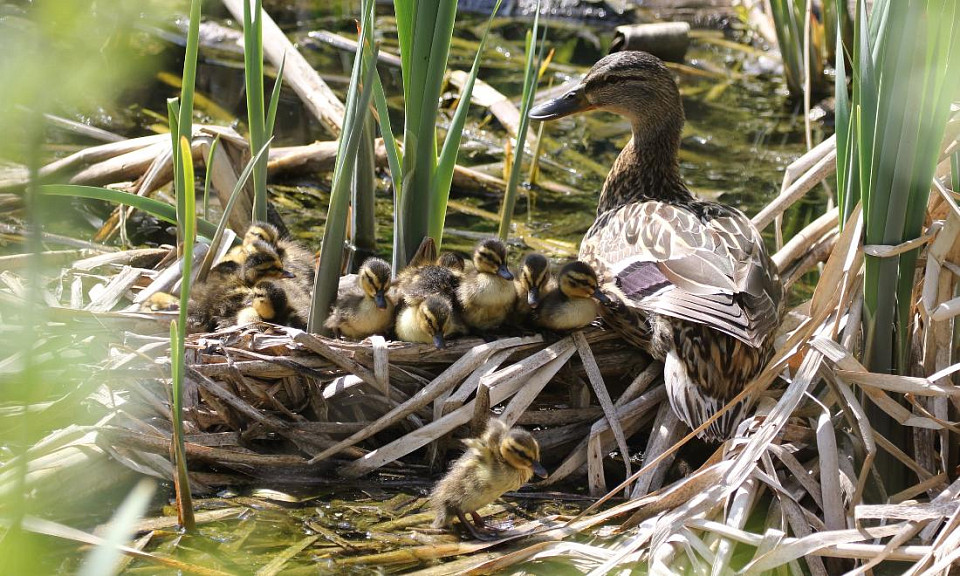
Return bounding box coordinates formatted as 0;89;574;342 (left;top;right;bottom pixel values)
532;460;548;478
593;286;611;303
529;84;594;120
497;264;514;280
527;287;540;308
374;291;388;309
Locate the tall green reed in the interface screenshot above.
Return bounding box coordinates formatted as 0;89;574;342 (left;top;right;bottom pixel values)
835;0;960;491
767;0;829;97
498;7;543;240
388;0;502;266
836;0;960;373
243;0;286;222
308;0;378;333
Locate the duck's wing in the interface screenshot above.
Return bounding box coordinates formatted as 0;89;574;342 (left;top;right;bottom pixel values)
580;200;782;347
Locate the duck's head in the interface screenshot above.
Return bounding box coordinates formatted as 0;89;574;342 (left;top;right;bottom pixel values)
243;221;281;249
418;295;454;350
473;239;513;280
438;252;466;272
242;242;295;285
558;261;610;303
529;51;682;136
248;280;287;321
358;257;392;309
518;253;550;308
498;426;548;479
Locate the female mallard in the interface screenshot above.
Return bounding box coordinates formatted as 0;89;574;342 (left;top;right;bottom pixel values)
529;51;783;441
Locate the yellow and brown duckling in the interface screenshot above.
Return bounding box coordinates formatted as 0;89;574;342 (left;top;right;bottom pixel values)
533;261;609;332
430;418;547;540
437;251;466;273
225;221;315;292
395;294;464;349
139;291;180;312
189;242;296;331
325;258;395;340
513;252;550;322
235;279;308;329
530;51;783;441
457;239;516;333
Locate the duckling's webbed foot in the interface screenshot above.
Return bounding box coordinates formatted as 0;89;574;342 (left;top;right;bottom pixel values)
469;511;504;533
456;511;498;541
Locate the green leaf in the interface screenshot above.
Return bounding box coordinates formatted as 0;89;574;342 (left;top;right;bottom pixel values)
40;185;220;240
431;0;504;243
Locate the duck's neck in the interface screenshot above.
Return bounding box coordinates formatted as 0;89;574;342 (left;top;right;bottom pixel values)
597;119;693;214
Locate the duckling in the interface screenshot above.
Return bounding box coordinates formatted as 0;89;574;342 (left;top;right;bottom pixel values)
529;51;784;440
430;418;548;540
397;262;461;308
457;239;516;332
235;279;308;329
512;253;550;322
533;261;610;332
189;243;296;332
223;221;282;264
395;295;464;349
223;221;315;291
437;251;466;273
140;291;180;312
325;258;395;340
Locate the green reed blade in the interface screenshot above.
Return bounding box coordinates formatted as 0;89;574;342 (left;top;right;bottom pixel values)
432;0;503;244
202;134;220;222
266;52;286;138
309;0;378;333
40;185;220;240
173;135;196;531
244;0;268;222
498;1;541;240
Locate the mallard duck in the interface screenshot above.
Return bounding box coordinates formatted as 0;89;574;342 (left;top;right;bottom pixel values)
529;51;783;441
513;253;550;322
325;258;395;340
395;295;464;349
533;261;609;331
189;243;296;331
235;279;308;329
457;239;516;332
430;418;547;540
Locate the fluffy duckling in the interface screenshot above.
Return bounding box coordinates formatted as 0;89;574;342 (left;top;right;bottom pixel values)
533;261;610;332
325;258;395;340
430;418;547;540
513;253;550;322
397;263;461;308
140;291;180;312
189;243;295;331
457;239;516;332
438;251;466;273
224;221;315;291
220;221;281;265
235;279;308;329
395;295;464;349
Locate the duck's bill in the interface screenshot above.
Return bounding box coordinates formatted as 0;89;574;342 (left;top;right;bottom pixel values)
281;269;296;279
432;334;446;349
593;287;611;304
528;85;594;120
532;460;548;478
497;265;514;280
374;291;388;309
527;287;540;308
